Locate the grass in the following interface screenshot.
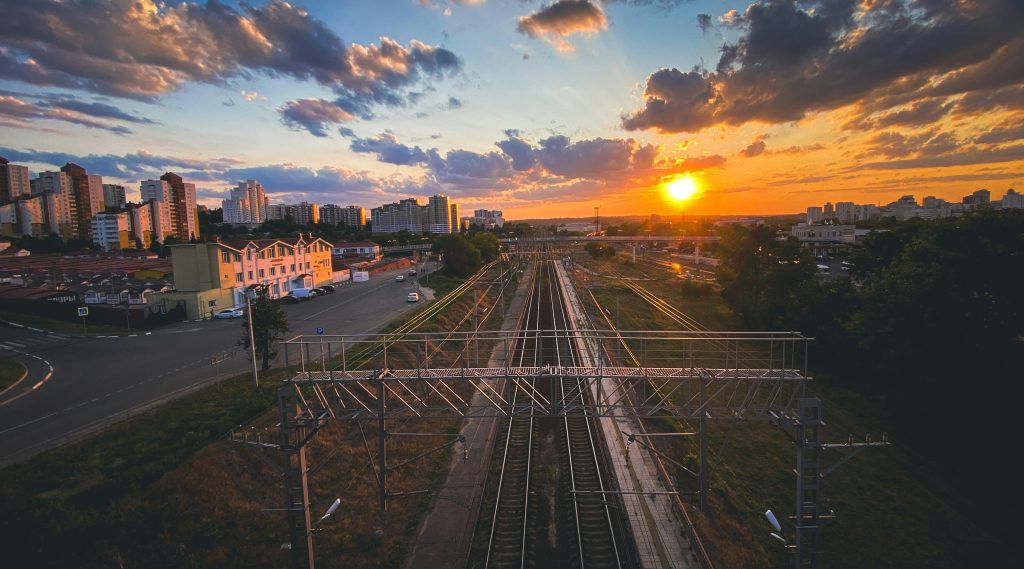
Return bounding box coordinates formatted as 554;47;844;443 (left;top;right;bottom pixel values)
0;356;26;391
0;310;131;335
579;258;997;569
0;263;512;569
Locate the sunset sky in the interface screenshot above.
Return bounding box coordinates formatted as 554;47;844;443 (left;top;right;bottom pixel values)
1;0;1022;218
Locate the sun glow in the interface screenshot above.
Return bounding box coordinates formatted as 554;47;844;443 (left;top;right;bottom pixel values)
667;175;699;202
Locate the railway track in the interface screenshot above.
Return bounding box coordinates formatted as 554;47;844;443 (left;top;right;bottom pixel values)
481;259;627;569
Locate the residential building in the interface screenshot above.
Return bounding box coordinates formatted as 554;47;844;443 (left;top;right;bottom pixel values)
102;184;127;210
835;201;855;223
467;209;505;229
16;195;47;237
222;179;268;223
288;202;319;225
0;157;31;204
427;194;453;234
855;204;879;221
91;212;131;251
141;173;199;240
165;236;333;318
963;189;990;207
450;202;460;233
806;206;823;224
35;170;75;237
1000;189;1023;209
266;204;288;221
61;162;104;239
823;202;834;220
128;203;154;248
0;202;16;237
321;204;366;227
161;172;199;240
790;223;856;257
371;198;426;233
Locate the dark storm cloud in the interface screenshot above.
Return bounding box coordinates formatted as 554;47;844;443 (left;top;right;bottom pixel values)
846;98;954;131
0;0;461;131
623;0;1024;133
517;1;608;52
496;135;537;171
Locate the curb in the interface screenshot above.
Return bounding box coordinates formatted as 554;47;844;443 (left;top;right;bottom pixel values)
0;319;153;339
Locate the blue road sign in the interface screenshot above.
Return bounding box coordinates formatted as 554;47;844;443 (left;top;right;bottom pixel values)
316;327;324;335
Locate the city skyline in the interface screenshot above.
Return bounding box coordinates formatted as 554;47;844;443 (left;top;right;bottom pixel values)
1;0;1022;218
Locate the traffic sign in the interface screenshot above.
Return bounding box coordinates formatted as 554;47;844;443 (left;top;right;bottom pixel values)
316;327;324;335
77;307;89;317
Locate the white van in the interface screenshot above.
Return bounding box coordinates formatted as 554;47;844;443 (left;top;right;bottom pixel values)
291;288;317;299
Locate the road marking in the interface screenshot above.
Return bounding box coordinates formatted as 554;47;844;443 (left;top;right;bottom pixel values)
302;279;394;321
0;412;59;435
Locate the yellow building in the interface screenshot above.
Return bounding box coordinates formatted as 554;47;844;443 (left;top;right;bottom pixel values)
160;236;334;319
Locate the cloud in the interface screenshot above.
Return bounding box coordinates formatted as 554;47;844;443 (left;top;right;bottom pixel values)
279;99;355;137
0;94;133;135
0;146;242;179
0;0;461;129
697;13;712;34
350;132;429;165
517;1;608;53
240;90;259;102
741;137;765;156
445;96;463;110
622;0;1024;133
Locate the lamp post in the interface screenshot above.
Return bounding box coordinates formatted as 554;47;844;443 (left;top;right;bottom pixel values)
245;284;265;388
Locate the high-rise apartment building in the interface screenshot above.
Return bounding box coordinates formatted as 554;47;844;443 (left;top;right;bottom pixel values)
0;156;31;204
321;204;366;227
806;206;823;224
222;179;268;223
427;194;454;234
61;163;104;239
372;198;427;233
141;174;198;240
288;202;319;225
91;212;131;251
450;202;460;233
102;184;127;210
835;202;855;223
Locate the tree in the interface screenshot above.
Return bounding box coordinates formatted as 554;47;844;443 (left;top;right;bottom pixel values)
716;224;817;328
433;234;482;277
469;232;500;262
239;288;290;371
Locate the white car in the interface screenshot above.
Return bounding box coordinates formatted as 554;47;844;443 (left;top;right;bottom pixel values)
215;307;244;319
395;275;406;282
407;292;420;302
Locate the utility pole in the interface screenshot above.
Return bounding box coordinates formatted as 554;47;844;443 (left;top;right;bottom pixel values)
594;206;600;235
247;292;259;387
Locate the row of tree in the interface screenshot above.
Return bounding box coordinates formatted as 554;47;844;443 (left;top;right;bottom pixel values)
716;210;1023;542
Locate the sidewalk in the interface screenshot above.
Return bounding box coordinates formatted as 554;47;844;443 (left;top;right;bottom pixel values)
402;262;535;569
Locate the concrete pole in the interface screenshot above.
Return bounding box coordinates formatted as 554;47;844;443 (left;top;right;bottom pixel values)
247;293;259;387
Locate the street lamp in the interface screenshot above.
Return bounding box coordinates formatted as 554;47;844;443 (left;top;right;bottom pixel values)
244;284;266;388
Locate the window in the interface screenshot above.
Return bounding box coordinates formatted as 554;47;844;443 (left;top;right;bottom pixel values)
246;249;252;261
291;263;296;272
221;252;231;263
270;267;276;276
258;269;265;278
236;272;243;282
208;299;217;308
306;262;310;269
278;245;286;257
248;271;253;279
268;248;275;258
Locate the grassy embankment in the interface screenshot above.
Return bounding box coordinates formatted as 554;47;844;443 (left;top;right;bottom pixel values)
0;356;26;391
0;264;514;569
577;254;991;569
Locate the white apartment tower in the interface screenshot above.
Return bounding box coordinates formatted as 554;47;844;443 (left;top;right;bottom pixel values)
223;179;268;223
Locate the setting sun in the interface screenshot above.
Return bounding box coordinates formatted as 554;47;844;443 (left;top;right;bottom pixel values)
667;176;699;202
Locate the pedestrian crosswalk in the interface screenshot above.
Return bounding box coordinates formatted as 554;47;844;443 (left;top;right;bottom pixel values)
0;334;71;351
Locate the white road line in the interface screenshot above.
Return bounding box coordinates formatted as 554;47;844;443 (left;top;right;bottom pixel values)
0;411;59;435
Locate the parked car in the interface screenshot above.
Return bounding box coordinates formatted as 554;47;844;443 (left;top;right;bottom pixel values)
408;269;417;276
407;291;420;303
278;294;300;304
319;284;336;294
395;275;406;282
311;287;328;296
215;307;244;319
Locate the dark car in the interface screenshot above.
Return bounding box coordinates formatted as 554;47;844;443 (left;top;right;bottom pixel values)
278;293;300;304
311;287;328;296
319;284;336;294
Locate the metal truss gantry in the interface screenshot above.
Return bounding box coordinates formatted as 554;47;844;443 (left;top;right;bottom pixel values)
239;330;883;569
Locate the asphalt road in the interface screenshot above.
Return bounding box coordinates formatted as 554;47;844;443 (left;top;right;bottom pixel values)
0;262;436;466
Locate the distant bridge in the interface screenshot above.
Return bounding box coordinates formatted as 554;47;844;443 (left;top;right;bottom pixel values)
501;235;720;243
